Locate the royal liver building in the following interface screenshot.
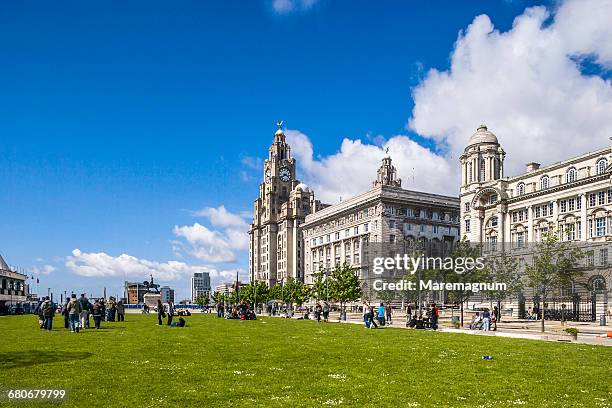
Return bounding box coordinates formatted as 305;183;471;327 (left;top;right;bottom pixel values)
460;125;610;320
248;123;325;287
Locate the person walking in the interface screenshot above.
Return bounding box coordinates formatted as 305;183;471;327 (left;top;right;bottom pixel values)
41;297;55;331
315;303;322;322
166;301;174;326
61;299;70;329
67;294;82;333
322;301;330;322
116;300;125;322
157;299;165;325
482;308;491;332
78;294;91;329
385;303;393;325
91;299;103;329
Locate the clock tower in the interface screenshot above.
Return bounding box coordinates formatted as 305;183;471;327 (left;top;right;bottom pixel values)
248;122;324;287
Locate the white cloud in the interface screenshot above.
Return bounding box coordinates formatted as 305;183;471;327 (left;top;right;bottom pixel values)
286;129;455;204
271;0;320;14
32;264;56;275
193;205;249;228
408;0;612;177
174;206;249;263
66;248;244;286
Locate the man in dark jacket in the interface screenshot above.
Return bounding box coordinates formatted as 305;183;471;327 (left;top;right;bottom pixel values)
91;299;103;329
67;294;82;333
41;297;55;331
61;299;70;329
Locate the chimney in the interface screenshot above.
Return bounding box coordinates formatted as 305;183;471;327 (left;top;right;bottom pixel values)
526;162;541;173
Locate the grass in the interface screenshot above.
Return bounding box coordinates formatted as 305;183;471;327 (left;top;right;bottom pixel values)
0;314;611;407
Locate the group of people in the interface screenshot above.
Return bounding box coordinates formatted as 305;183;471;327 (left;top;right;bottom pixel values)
469;307;500;331
37;293;124;332
214;301;257;320
155;300;187;327
406;304;439;330
362;302;394;329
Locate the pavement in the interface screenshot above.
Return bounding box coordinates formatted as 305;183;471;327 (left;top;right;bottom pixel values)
276;311;612;347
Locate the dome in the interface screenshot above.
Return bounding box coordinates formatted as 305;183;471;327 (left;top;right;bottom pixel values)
467;124;498;146
295;183;310;192
275;128;284;136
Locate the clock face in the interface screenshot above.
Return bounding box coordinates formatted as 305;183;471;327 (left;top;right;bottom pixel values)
279;167;291;182
265;169;271;183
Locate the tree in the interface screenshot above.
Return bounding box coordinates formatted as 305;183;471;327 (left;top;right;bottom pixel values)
484;253;522;321
446;238;490;327
194;293;210;307
329;263;362;310
211;291;222;304
312;271;327;301
283;277;311;306
526;227;584;332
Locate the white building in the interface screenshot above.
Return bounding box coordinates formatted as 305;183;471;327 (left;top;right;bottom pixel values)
302;156;460;299
460;125;610;320
191;272;211;302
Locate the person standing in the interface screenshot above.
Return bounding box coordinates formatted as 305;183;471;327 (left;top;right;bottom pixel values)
91;299;103;329
378;303;386;326
385;304;393;325
362;302;369;328
157;299;165;325
315;303;322;322
430;303;439;330
322;301;330;322
482;308;491;332
166;301;174;326
41;297;55;331
67;294;82;333
493;306;500;331
116;300;125;322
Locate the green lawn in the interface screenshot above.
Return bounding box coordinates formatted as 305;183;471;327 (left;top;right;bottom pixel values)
0;314;611;407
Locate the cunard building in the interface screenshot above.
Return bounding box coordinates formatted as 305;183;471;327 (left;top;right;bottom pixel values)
248;123;326;287
460;125;611;320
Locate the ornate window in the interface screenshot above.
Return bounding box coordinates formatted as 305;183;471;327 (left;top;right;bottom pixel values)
566;167;577;183
596;158;608;175
540;175;549;190
516;183;525;196
479;159;486;181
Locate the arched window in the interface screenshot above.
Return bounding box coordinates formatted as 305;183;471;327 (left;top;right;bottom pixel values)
540;175;549;190
566;167;577;183
516;183;525;196
468;162;473;183
596;158;608;175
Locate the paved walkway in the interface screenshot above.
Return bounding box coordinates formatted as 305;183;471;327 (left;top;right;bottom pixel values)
278;311;612;347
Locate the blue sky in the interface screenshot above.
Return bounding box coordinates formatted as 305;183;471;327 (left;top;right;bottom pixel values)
3;0;612;301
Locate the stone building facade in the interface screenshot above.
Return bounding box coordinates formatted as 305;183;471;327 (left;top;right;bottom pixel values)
301;156;460;295
248;123;325;287
460;125;611;319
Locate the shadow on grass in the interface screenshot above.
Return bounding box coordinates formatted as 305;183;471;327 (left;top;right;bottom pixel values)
0;350;93;369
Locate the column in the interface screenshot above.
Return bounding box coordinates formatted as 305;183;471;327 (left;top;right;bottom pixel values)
580;193;587;241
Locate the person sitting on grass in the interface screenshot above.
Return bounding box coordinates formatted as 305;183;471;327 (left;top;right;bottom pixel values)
171;317;186;327
415;314;425;329
469;312;482;330
407;314;417;328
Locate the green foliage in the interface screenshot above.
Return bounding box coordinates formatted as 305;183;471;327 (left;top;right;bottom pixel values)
283;277;311;306
526;227;584;298
446;238;489;304
194;293;210;307
485;253;523;303
564;327;579;335
312;271;327;301
211;291;222;304
328;263;362;307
